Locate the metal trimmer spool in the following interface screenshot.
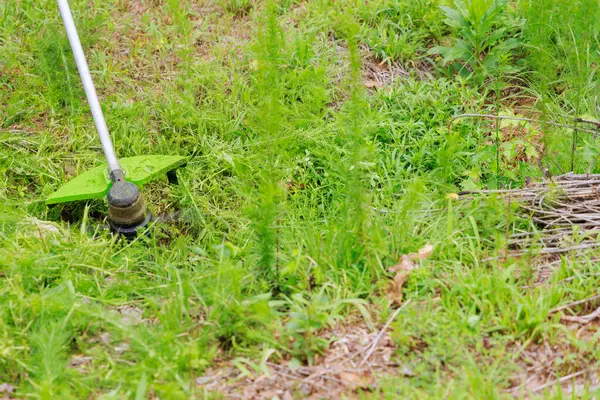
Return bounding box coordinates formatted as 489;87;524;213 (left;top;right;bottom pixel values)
107;171;151;238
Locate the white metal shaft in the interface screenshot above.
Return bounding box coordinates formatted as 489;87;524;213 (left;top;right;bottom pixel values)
57;0;121;173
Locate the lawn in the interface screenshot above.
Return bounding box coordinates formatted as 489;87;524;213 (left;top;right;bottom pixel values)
1;0;600;398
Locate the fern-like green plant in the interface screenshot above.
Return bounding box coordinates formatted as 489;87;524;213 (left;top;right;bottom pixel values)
429;0;524;85
246;1;287;287
280;286;370;365
336;19;376;269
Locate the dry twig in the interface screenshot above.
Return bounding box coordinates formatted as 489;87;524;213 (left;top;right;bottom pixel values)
359;300;411;367
530;370;587;393
549;293;600;314
461;173;600;257
560;305;600;324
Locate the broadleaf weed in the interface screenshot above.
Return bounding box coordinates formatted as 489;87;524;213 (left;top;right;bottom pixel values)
430;0;524;85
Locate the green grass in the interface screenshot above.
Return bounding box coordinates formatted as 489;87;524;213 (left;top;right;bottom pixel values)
1;0;600;398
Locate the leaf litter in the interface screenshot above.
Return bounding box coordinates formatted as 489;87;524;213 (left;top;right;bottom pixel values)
0;384;14;396
196;316;413;399
507;339;599;397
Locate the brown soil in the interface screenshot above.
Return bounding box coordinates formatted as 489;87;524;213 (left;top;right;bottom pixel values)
508;338;598;397
195;320;412;399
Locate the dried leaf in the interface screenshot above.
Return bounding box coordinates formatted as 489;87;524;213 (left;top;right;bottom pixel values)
195;376;214;386
339;370;373;390
0;383;14;394
386;255;416;304
282;390;294;400
114;342;130;354
363;79;382;89
288;358;302;370
409;243;434;260
376;61;389;71
27;218;60;239
388;255;416;273
386;245;432;304
119;306;143;326
69;355;92;368
99;332;111;345
69;355;92;372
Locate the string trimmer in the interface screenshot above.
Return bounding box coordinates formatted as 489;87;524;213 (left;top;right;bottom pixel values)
46;0;187;237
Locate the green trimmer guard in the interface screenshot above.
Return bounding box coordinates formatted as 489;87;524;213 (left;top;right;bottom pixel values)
46;155;188;205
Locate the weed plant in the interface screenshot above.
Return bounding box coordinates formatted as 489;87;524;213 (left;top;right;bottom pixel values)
360;0;447;64
518;0;600;174
430;0;524;86
245;1;287;286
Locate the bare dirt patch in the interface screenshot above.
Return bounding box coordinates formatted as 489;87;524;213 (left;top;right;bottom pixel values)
507;292;600;396
508;339;598;397
196;319;412;399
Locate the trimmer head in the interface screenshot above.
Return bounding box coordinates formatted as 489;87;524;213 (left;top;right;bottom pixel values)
47;155;187;237
53;1;188;238
106;169;152;238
